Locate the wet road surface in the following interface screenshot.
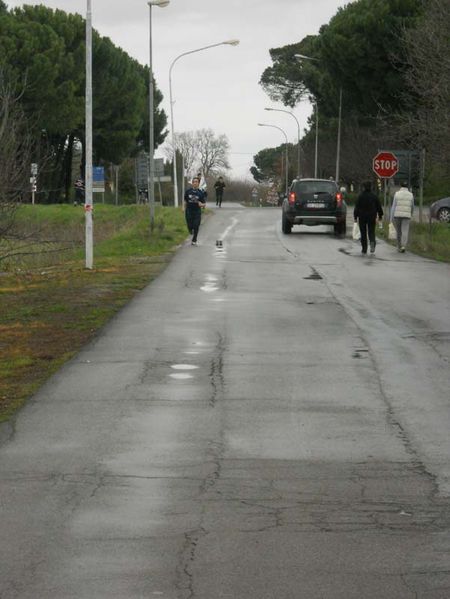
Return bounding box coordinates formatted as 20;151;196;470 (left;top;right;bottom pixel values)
1;204;449;598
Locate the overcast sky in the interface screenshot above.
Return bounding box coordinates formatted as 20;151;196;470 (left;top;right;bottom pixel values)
7;0;348;180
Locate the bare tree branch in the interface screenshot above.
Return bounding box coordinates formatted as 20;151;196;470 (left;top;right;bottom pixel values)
0;70;32;239
397;0;450;174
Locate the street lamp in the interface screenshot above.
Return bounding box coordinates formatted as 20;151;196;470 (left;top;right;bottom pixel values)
335;86;343;182
265;107;301;178
313;100;319;179
85;0;93;269
148;0;169;233
257;123;289;197
295;53;342;181
169;39;239;207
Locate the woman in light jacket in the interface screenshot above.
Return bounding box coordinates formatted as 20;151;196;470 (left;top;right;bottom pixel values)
391;182;414;252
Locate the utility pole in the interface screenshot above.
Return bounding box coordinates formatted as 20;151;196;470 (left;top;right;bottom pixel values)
335;87;342;182
85;0;93;269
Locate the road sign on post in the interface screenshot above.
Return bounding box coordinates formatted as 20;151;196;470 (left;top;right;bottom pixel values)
136;152;149;190
93;166;105;193
373;151;399;179
373;151;400;222
154;158;164;178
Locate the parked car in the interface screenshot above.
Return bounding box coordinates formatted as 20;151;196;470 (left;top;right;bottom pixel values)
281;178;347;235
430;197;450;223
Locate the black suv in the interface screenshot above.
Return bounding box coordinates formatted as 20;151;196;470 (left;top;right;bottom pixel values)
281;178;347;235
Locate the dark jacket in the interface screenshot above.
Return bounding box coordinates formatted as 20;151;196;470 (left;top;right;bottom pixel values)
214;180;225;194
354;190;383;220
184;187;206;215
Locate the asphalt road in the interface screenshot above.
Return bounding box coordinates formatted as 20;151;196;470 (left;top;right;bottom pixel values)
1;204;449;599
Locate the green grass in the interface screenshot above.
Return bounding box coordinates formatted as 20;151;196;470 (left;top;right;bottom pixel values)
407;222;450;262
378;221;450;262
2;204;188;270
0;203;189;422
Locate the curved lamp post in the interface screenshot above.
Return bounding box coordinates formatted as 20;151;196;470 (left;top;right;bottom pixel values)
295;53;342;181
169;39;239;207
257;122;289;197
148;0;170;233
265;108;301;178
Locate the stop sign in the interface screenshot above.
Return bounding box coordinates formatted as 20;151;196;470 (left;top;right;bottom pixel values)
373;151;399;178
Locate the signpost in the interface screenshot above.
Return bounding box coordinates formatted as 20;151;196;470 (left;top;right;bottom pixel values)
372;151;399;179
93;167;105;192
30;163;38;204
373;151;399;221
136;153;168;204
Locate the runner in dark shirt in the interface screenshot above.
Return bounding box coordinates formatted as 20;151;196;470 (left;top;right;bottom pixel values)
214;177;226;207
184;177;206;245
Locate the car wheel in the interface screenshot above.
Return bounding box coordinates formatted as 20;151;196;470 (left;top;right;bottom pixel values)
437;207;450;223
334;222;346;237
282;213;292;234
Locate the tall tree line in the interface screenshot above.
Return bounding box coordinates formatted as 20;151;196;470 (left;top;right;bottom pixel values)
0;3;167;203
256;0;449;189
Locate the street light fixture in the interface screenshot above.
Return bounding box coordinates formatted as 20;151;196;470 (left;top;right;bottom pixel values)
294;53;319;62
169;39;240;207
148;0;169;233
265;107;301;178
295;53;343;181
257;122;289;197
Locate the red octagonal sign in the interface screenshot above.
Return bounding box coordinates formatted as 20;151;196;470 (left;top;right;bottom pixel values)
373;151;399;178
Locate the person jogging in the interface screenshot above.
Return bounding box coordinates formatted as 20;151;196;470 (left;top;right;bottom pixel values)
214;176;226;207
184;177;206;245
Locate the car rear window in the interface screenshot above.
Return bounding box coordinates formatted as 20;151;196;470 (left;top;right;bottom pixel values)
294;181;337;194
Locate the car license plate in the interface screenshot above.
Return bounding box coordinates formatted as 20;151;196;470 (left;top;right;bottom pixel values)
307;202;325;208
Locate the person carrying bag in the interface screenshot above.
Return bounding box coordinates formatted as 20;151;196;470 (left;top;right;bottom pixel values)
353;181;383;255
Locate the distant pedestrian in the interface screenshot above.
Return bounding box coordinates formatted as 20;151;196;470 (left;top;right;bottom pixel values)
214;176;226;207
196;172;208;197
184;177;206;245
74;178;85;205
354;181;383;255
391;181;414;252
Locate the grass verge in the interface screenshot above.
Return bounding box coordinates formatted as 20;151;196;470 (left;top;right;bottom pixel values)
377;221;450;262
0;204;188;422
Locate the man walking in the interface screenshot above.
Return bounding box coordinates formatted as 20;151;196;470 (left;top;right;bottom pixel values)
354;181;383;255
391;181;414;252
184;177;206;246
214;176;226;207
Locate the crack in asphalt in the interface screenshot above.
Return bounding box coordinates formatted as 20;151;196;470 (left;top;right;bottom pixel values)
175;331;228;598
208;332;226;407
301;263;442;503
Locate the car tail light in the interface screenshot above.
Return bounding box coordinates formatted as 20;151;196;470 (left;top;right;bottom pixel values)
336;192;343;206
288;192;296;205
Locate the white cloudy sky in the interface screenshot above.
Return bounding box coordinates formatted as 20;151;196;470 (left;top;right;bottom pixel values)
7;0;347;179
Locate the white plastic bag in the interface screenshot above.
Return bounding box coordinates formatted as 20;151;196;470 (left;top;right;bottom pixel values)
352;222;361;241
388;222;397;241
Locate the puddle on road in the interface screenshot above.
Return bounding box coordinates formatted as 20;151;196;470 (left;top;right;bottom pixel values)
171;364;199;370
352;348;370;359
201;283;219;292
201;274;220;293
303;268;323;280
169;373;194;380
